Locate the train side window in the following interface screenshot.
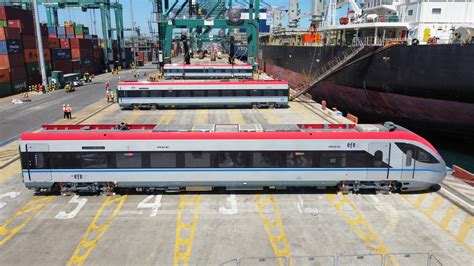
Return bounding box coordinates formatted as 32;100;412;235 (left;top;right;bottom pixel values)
184;152;211;168
345;151;368;167
286;152;313;168
396;143;416;166
221;90;234;97
50;152;81;169
218;152;249;168
277;90;289;97
149;90;162;97
127;91;142;97
150;152;177;168
235;90;248;97
118;91;126;97
416;147;439;164
193;90;207;97
373;151;383;167
253;152;282;168
116;152;142;168
249;90;263;97
27;152;49;169
207;90;219;97
163;90;177;97
81;153;109;169
320;152;346;168
178;90;191;97
406;150;413;166
263;90;275;96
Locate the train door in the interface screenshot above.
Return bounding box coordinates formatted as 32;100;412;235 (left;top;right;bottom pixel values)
401;145;416;179
25;143;51;182
366;142;390;180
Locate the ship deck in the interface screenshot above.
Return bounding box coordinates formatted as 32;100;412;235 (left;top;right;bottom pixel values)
0;61;472;265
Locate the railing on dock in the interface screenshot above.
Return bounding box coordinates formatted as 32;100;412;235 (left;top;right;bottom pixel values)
290;37;365;101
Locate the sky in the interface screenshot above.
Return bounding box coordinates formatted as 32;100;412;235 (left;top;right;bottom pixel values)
36;0;337;38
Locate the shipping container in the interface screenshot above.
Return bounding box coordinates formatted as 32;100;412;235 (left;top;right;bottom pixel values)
57;26;66;35
22;35;49;49
65;26;74;35
0;53;24;67
75;34;84;39
7;19;34;35
26;62;52;77
0;27;21;41
48;26;57;37
0;20;6;27
0;67;10;83
10;79;27;94
50;48;71;60
0;40;22;54
52;59;72;73
0;6;32;20
67;34;75;39
23;49;51;63
71;48;93;59
0;81;12;97
48;38;60;48
69;38;93;49
27;74;42;87
9;65;27;81
60;38;70;48
80;57;94;66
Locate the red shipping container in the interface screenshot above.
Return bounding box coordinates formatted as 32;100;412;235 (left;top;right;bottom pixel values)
60;38;70;48
48;38;60;48
9;65;27;81
0;67;10;83
71;59;81;70
22;35;49;49
69;38;93;49
65;26;74;35
23;49;51;63
0;27;21;41
0;54;24;67
0;6;33;20
7;19;34;35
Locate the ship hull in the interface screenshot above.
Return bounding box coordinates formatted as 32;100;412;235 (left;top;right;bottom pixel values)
262;44;474;137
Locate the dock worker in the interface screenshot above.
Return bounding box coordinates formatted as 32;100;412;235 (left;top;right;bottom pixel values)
65;104;72;119
62;104;67;119
105;82;109;90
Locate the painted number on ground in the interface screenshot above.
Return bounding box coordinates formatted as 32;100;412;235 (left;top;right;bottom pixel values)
219;194;238;215
55;195;88;220
137;195;162;217
0;192;20;209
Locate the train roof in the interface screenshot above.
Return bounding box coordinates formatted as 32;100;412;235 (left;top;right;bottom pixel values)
20;123;437;153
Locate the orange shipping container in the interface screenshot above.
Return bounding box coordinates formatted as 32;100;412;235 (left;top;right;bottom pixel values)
0;68;10;83
48;37;60;48
23;49;51;63
76;34;84;39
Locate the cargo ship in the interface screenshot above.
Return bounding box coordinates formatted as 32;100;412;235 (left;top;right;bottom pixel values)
260;0;474;137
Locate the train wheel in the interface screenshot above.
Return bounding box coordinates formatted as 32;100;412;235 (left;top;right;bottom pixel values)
151;104;157;111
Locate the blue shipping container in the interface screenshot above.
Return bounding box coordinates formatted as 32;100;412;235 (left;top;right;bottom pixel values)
0;40;23;54
51;48;72;60
48;27;57;36
81;57;93;66
57;27;66;35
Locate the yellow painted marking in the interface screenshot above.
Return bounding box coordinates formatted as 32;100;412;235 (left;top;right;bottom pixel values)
402;195;473;252
68;195;127;266
413;194;428;209
327;194;398;266
195;109;208;124
174;195;201;266
227;109;245;124
0;196;54;246
159;109;176;125
0;160;21;184
125;109;143;124
456;216;473;243
423;195;444;217
255;195;292;266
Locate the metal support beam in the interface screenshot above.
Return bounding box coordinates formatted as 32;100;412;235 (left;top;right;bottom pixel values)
114;5;125;68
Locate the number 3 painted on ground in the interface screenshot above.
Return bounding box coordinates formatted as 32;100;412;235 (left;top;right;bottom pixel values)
55;195;88;219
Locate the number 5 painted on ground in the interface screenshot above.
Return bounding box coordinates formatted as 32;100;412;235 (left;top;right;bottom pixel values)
137;195;162;217
55;195;87;220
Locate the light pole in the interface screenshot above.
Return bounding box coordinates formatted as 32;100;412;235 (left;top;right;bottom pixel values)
33;0;48;87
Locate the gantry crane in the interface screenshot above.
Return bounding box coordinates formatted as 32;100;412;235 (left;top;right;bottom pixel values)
5;0;125;70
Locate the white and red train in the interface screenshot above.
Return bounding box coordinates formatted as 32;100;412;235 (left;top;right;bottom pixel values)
117;80;289;109
20;122;446;193
163;63;253;79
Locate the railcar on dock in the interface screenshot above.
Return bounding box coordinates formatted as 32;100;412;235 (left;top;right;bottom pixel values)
163;63;253;79
20;122;446;193
117;80;289;109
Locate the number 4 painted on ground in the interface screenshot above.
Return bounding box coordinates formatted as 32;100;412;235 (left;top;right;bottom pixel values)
137;195;162;217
